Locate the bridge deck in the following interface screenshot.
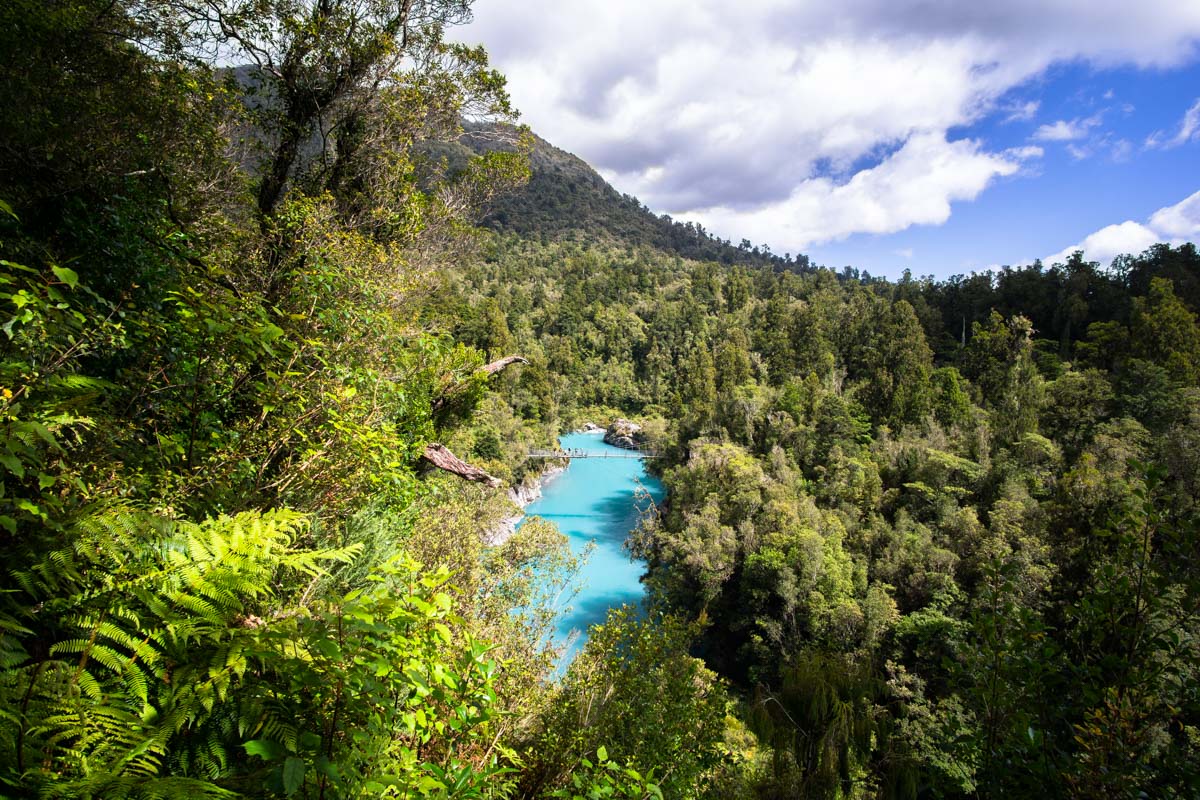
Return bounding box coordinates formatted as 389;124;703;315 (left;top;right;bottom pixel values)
526;448;658;460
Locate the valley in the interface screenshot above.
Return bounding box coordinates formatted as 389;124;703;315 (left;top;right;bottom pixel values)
2;1;1199;798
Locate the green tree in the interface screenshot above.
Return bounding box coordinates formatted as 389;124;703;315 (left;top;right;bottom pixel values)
963;312;1043;445
929;366;973;429
1041;369;1113;457
525;609;731;800
859;300;934;428
748;652;913;800
1129;277;1200;386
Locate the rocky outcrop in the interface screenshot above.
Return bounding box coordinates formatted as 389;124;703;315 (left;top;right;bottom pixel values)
604;418;645;450
579;421;603;433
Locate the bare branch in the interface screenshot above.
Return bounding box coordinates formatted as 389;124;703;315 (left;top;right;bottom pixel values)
479;355;529;376
421;443;501;488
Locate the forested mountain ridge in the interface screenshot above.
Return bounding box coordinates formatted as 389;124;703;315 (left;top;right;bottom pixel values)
2;1;1200;798
437;123;805;269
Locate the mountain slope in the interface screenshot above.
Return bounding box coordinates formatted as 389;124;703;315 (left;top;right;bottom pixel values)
446;124;808;270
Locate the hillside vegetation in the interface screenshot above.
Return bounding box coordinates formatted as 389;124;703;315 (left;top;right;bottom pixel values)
436;125;804;270
2;1;1199;798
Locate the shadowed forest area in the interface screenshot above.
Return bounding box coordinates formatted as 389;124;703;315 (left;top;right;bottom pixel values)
2;1;1199;798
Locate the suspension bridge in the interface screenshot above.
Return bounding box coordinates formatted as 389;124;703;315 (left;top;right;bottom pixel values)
526;448;659;460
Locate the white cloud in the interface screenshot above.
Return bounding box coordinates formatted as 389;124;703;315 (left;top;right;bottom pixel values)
1005;145;1045;159
1045;221;1160;265
1148;189;1200;237
1147;98;1200;148
1178;101;1200;142
1032;113;1103;141
688;133;1027;249
1045;189;1200;264
463;0;1200;250
1059;130;1134;162
1034;120;1086;141
1002;100;1041;122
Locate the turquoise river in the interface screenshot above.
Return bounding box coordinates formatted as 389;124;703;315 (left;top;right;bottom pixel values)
519;431;664;662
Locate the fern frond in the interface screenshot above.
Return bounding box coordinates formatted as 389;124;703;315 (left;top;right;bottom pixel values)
7;505;369;796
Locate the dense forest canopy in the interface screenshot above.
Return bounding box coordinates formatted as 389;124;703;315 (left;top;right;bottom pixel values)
2;1;1199;798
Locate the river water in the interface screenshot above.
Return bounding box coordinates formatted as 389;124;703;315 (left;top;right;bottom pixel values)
519;431;664;663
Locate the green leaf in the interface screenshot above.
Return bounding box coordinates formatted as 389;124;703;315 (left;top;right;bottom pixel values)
282;756;306;796
0;454;24;478
50;266;79;289
596;745;608;762
315;756;341;781
314;638;341;660
259;322;284;342
405;667;431;696
244;738;286;761
0;199;17;220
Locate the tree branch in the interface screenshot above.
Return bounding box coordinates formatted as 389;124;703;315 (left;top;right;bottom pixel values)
421;443;501;488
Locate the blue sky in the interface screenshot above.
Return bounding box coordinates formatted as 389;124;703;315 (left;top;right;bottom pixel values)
464;1;1200;279
807;61;1200;278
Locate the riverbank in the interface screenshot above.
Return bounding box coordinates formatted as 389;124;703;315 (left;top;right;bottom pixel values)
484;461;567;545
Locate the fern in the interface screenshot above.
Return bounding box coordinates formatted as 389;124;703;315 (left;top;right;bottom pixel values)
3;505;360;797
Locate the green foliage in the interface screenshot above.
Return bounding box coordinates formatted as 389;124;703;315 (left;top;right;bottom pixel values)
748;652;908;799
2;508;519;799
0;254;119;533
930;367;972;429
0;0;540;796
1130;277;1200;385
963;312;1044;445
1056;467;1200;797
239;553;514;799
3;508;356;796
546;748;664;800
3;0;1200;795
525;609;731;800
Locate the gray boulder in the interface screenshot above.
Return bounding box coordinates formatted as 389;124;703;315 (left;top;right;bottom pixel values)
604;418;644;450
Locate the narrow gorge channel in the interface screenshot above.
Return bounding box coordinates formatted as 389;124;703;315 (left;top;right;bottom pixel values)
518;431;664;662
